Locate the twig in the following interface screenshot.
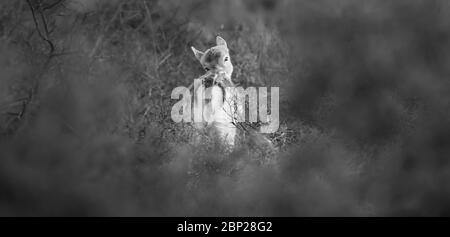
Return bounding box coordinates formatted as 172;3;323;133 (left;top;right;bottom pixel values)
25;0;55;55
157;52;172;69
42;0;65;11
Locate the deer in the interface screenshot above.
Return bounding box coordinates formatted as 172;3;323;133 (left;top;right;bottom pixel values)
190;36;238;149
189;36;277;153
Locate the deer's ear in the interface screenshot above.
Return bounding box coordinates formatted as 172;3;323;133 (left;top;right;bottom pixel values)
216;36;227;47
191;46;204;61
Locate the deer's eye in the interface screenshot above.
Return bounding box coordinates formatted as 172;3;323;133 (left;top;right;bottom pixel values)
224;57;229;62
204;67;210;71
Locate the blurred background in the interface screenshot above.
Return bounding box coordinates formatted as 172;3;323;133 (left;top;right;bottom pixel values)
1;0;450;216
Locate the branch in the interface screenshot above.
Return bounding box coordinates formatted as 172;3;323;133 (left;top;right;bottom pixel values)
26;0;55;55
42;0;65;11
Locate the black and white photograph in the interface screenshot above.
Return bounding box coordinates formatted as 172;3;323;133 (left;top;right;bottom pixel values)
1;0;450;220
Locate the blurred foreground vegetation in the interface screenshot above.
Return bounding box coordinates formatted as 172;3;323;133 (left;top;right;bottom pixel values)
1;0;450;216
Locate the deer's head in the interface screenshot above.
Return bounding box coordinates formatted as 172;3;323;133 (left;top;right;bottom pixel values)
191;36;233;79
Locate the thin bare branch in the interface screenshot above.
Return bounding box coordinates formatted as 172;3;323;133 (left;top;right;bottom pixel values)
42;0;65;11
25;0;55;55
